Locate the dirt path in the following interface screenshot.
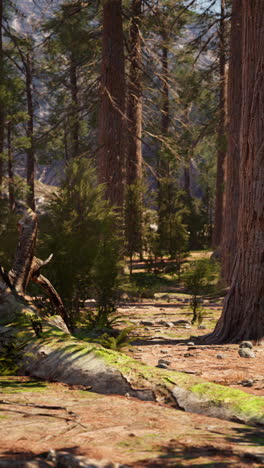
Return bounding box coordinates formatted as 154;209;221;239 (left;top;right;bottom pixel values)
0;296;263;466
0;377;264;467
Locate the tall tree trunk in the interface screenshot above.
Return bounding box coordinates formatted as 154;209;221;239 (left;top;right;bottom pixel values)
201;0;264;344
7;123;15;212
221;0;242;284
25;52;35;212
70;55;79;159
98;0;126;209
212;0;227;248
0;0;4;197
126;0;142;185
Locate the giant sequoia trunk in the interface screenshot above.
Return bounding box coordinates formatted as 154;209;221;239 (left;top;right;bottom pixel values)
212;0;227;249
0;208;263;426
221;0;242;285
126;0;142;186
201;0;264;344
25;53;35;212
98;0;126;209
0;0;4;197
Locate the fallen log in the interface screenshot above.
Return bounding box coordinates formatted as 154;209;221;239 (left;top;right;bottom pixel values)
0;208;263;427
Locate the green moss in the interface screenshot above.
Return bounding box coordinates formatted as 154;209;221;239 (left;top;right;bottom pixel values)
0;377;48;393
191;382;264;417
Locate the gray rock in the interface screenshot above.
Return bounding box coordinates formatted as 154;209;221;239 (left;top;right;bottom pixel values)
238;348;255;358
216;354;225;359
198;325;206;329
140;320;153;326
158;359;171;366
160;294;169;300
187;341;195;346
173;320;191;326
165;322;174;328
239;341;253;349
156;363;168;369
241;378;254;387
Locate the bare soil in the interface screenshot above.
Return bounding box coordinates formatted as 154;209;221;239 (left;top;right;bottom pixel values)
0;296;263;467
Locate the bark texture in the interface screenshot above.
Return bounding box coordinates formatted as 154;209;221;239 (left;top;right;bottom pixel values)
212;0;227;248
25;53;35;211
7;123;15;211
0;0;4;197
70;55;79;159
221;0;242;284
98;0;126;208
201;0;264;344
126;0;142;185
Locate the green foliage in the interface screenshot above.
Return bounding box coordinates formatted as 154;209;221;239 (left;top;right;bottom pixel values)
0;199;19;270
38;158;123;330
182;258;219;324
95;326;136;352
183;258;219;296
125;183;143;273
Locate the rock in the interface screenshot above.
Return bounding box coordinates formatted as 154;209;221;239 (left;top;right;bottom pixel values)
184;353;194;357
156;363;168;369
238;348;255;358
239;341;253;349
184;324;192;329
173;320;191;326
241;379;254;387
198;325;206;329
188;346;197;350
165;322;174;328
187;341;195;346
160;294;169;301
216;354;225;359
140;320;153;326
158;359;171;366
43;315;70;334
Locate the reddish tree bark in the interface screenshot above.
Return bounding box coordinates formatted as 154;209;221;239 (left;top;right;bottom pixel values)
126;0;142;186
98;0;126;209
221;0;242;284
212;0;227;248
25;52;35;211
0;0;4;197
7;123;15;211
202;0;264;344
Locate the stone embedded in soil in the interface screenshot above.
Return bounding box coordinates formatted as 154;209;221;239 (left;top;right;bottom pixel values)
217;354;225;359
239;341;253;349
156;362;168;369
187;342;195;346
140;320;153;326
241;379;254;387
198;325;206;329
165;322;174;328
238;348;256;358
173;320;191;326
158;359;171;366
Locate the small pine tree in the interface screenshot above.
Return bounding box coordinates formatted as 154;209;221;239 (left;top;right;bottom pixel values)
39;158;122;329
124;182;143;274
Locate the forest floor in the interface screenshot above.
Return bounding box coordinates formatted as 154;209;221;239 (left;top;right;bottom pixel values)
0;290;264;467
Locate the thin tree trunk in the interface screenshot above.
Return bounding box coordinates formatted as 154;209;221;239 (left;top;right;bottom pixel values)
212;0;227;248
70;55;79;159
221;0;242;284
201;0;264;344
0;0;4;197
126;0;142;185
98;0;126;209
7;123;15;211
25;52;35;212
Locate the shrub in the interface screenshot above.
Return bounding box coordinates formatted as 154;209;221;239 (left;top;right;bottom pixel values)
38;158;123;330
